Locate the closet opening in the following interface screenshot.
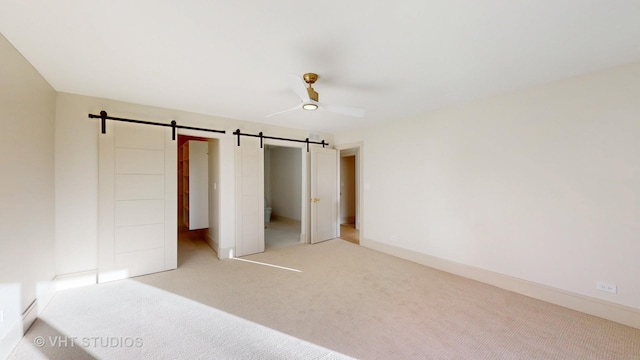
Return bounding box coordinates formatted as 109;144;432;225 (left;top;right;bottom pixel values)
178;135;219;263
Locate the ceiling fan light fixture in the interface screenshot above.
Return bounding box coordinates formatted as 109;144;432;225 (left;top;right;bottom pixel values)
302;103;318;111
265;73;365;118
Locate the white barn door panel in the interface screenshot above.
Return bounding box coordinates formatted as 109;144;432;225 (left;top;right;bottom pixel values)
235;137;264;257
98;120;177;282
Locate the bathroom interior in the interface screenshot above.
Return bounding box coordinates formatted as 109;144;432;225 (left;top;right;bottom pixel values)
264;144;302;250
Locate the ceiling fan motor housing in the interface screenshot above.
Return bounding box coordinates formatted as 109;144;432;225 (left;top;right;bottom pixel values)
303;73;318;84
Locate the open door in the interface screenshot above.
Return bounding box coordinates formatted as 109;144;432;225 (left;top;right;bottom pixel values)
310;146;338;244
235;136;265;256
98;120;177;282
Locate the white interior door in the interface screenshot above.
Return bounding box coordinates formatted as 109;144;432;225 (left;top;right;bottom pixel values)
310;146;338;244
187;140;209;230
235;137;265;256
98;120;177;282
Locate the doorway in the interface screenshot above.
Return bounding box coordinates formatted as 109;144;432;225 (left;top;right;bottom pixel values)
339;147;361;245
178;135;208;232
263;144;303;250
177;134;221;263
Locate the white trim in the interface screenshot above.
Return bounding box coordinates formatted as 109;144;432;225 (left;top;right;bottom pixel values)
177;128;226;140
206;234;219;255
362;238;640;329
35;280;56;314
54;271;98;291
164;127;178;270
22;300;38;334
340;216;356;224
177;129;229;260
218;247;234;259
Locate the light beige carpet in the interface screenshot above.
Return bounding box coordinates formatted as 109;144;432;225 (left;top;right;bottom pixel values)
9;280;353;359
139;236;640;359
10;235;640;359
265;218;301;250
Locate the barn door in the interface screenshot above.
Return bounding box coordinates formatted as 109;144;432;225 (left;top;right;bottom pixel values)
98;120;177;282
235;136;265;256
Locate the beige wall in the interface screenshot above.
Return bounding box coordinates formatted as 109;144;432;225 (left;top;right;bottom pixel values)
335;62;640;310
0;33;56;356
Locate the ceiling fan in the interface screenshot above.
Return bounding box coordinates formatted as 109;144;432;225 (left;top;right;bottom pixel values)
267;73;366;118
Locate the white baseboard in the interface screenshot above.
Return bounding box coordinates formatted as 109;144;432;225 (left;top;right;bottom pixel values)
205;226;231;259
362;238;640;329
1;280;57;358
35;280;56;315
218;247;234;260
340;216;356;224
22;300;38;334
206;235;219;255
55;270;98;290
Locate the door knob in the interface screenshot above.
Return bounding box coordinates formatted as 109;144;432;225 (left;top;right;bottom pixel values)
311;197;320;203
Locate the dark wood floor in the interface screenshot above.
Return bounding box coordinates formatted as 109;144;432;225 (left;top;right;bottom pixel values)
339;223;359;244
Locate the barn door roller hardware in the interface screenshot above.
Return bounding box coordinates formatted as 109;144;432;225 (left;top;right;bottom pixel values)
232;129;328;152
89;111;226;140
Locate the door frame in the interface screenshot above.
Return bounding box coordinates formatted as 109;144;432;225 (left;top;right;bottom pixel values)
335;142;364;240
177;128;230;258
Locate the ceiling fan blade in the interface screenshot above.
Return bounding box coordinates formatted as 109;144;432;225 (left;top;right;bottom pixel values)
318;102;366;117
287;74;310;102
266;104;301;118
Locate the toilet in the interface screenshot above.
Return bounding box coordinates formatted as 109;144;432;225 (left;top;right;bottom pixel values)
264;198;272;223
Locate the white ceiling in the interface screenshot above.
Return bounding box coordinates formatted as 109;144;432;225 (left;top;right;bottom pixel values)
2;1;640;134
